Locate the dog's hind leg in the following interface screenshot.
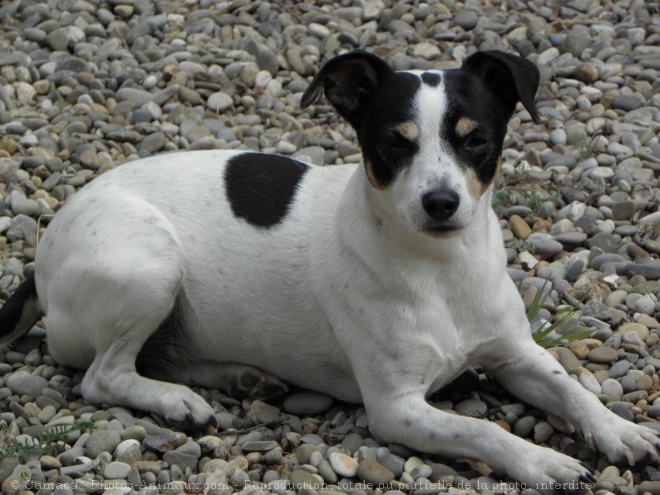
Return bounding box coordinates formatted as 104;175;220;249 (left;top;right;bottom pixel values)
41;201;216;428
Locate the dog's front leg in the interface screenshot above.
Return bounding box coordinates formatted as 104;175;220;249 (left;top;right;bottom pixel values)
487;338;660;466
355;362;596;489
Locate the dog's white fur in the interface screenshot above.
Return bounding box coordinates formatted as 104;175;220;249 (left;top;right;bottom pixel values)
22;64;659;488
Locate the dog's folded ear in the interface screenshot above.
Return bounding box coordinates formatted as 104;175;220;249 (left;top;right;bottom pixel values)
301;50;394;127
461;51;541;124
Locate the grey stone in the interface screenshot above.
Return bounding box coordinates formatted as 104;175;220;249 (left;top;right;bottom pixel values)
114;439;142;465
283;391;334;415
6;371;48;398
525;233;563;256
357;459;394;485
454;399;487;418
163;451;199;473
611;95;643;112
207;92;233;112
513;416;536;438
241;441;279;453
86;430;122;458
453;11;478;30
104;461;132;479
582;300;612;321
610;402;634;422
612;200;637;220
143;433;182;453
601;378;624;401
588;346;618;363
627;261;660;280
116;87;153;106
563;25;591;56
140;132;166;153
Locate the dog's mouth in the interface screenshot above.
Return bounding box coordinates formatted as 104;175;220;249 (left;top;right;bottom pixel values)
422;223;462;236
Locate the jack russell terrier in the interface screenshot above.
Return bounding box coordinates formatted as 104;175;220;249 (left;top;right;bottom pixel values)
1;50;658;489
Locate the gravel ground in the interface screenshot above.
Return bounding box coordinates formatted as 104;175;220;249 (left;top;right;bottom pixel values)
1;0;660;494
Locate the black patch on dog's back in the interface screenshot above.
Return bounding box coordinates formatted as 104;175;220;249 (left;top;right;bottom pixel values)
224;153;310;228
421;72;441;87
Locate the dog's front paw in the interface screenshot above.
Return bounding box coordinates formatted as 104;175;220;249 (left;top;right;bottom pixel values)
585;414;660;466
507;447;596;495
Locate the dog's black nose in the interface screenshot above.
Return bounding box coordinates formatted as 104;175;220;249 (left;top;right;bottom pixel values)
422;188;460;221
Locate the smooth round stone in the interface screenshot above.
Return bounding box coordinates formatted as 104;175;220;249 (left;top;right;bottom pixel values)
105;461;132;479
328;452;358;478
283;391;334;415
452;10;478;29
619;323;649;341
610;402;634;422
600;379;624;401
290;469;323;489
549;128;567;146
588;347;618;364
635;295;657;315
86;430;122;458
114;439;142;465
609;360;632;378
241;441;279;453
611;95;643;111
589;166;614;180
627;261;660;280
377;453;405;478
555;232;587;245
296;444;321;465
526;233;563;255
454;399;487;418
513;416;536;438
612;200;637;220
357;459;394;485
9;190;39;216
207;92;233;112
637;374;653;391
6;371;48;398
533;422;554;443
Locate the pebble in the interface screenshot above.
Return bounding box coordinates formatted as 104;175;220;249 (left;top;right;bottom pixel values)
328;452;358;478
207;92;233;112
5;371;48;398
588;347;619;364
357;459;395;485
86;430;122;459
283;391;334;415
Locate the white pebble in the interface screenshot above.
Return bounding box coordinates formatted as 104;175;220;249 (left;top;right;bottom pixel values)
328;452;358;478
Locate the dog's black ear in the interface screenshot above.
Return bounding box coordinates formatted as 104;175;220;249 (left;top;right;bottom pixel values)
461;51;541;124
301;50;394;127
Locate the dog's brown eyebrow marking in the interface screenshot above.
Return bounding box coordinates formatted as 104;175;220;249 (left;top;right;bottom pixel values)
456;117;475;137
397;122;419;141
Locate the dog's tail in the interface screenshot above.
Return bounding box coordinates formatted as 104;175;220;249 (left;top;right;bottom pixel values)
0;273;42;345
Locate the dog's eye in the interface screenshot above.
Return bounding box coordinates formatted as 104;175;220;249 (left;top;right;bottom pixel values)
465;134;489;150
388;134;414;150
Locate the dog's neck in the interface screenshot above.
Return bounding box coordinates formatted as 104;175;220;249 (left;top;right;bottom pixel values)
338;164;499;264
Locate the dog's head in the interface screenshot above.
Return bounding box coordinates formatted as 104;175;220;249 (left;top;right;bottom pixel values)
301;50;540;237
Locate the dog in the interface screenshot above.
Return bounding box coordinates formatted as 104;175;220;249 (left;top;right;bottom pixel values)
1;49;658;489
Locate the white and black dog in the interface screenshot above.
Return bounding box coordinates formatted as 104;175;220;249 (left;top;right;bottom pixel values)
1;50;658;488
